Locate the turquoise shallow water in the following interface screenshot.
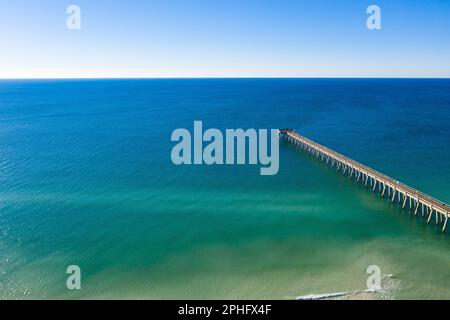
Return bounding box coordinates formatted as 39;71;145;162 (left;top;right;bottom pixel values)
0;79;449;299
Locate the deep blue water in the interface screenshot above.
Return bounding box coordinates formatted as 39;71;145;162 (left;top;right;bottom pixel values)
0;79;449;299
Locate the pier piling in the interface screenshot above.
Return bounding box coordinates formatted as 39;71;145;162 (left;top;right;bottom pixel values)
279;129;450;233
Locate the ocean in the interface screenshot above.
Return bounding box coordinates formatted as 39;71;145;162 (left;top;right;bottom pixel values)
0;78;449;299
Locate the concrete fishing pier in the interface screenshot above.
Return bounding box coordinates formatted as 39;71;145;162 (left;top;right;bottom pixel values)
279;129;450;233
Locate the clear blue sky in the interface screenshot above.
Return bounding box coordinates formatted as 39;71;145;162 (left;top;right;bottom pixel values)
0;0;449;78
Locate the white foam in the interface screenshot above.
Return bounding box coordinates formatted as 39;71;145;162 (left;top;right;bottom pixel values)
296;292;351;300
295;273;400;300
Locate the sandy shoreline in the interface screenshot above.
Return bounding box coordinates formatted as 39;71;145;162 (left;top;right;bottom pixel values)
296;274;401;300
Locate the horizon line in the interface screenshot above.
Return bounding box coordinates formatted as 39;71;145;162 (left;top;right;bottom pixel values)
1;76;450;80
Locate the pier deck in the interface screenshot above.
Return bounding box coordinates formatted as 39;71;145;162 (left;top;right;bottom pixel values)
279;129;450;232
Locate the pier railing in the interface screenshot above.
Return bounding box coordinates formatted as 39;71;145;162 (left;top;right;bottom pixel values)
279;129;449;233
